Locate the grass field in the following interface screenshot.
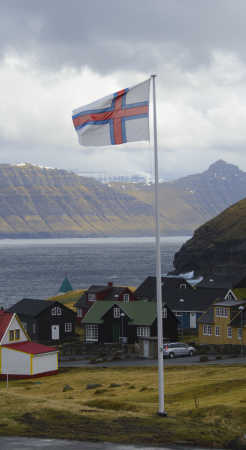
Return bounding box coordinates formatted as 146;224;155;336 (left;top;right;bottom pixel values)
1;364;246;448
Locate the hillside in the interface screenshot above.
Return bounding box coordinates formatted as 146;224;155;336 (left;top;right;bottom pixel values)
0;164;155;237
0;160;246;237
172;159;246;217
172;197;246;280
113;160;246;225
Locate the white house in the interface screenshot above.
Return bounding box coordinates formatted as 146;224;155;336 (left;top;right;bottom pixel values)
0;309;58;379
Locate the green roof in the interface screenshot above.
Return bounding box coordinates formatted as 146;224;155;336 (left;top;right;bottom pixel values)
58;276;73;294
82;301;158;325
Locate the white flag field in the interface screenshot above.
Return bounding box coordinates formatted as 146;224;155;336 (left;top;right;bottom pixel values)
72;79;150;147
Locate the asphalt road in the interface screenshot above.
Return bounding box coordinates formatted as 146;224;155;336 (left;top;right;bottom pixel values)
0;437;224;450
61;354;246;368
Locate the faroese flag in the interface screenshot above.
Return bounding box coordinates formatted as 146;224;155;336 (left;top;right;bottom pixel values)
72;79;150;146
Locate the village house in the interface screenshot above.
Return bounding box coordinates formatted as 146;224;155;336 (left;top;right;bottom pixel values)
75;281;135;321
134;275;228;332
0;309;58;379
8;298;76;343
198;293;246;348
82;300;178;344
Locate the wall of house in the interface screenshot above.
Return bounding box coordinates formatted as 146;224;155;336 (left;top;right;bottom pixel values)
102;308;127;343
151;317;178;340
37;304;76;341
1;347;30;375
32;352;58;375
199;320;245;346
1;315;28;345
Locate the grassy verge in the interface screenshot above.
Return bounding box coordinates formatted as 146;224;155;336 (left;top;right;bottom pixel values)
47;289;85;310
1;365;246;448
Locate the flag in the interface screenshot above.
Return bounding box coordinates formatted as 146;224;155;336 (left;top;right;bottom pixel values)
72;79;150;146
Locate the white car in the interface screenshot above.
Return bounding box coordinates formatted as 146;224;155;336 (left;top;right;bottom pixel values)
163;342;195;359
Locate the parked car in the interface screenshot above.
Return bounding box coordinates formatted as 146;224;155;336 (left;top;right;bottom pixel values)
163;342;195;359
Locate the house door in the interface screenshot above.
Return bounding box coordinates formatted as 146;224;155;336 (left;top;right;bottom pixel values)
190;313;196;329
112;323;120;342
143;340;149;358
51;325;60;340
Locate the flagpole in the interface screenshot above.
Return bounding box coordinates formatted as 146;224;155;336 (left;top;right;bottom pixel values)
151;74;167;416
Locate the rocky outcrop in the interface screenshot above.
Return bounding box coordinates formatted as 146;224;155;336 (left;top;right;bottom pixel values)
172;197;246;279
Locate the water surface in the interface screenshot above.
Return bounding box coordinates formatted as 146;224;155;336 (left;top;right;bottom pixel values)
0;236;189;308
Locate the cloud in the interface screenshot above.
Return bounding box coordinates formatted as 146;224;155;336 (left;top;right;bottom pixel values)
1;1;246;179
2;1;246;74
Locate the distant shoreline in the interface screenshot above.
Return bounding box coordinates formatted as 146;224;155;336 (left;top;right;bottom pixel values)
0;235;190;246
0;232;192;239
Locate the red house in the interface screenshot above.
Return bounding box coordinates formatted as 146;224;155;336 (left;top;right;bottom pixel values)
75;282;134;321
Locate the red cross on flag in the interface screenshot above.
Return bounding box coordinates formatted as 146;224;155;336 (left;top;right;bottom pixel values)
72;79;150;146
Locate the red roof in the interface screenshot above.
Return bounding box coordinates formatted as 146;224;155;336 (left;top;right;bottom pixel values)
0;310;13;342
3;341;57;355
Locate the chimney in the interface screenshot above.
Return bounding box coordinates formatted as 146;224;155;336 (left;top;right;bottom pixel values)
108;282;113;287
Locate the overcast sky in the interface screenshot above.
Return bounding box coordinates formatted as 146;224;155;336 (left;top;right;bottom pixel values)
1;0;246;180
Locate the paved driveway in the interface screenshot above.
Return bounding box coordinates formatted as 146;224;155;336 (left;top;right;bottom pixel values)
0;437;224;450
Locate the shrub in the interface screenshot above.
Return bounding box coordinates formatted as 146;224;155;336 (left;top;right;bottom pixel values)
86;383;102;390
63;384;73;392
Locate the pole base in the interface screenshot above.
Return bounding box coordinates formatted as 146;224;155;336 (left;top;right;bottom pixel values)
157;411;168;417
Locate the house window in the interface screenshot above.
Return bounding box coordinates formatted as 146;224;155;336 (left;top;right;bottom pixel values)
65;322;72;332
9;330;15;341
215;326;220;337
137;327;150;337
179;283;187;289
113;307;121;318
88;293;96;302
51;306;62;316
9;329;20;341
77;308;82;318
22;322;27;331
215;307;228;318
203;325;212;336
86;324;99;342
225;290;236;301
33;323;36;334
162;307;167;319
238;328;242;340
123;294;129;303
227;327;232;338
15;329;20;340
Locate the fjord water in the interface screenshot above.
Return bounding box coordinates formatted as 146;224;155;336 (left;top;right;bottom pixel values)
0;236;189;308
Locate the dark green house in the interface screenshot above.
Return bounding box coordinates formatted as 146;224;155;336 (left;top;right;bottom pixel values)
82;300;178;344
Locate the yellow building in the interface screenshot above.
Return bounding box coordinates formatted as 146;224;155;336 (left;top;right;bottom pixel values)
198;298;246;347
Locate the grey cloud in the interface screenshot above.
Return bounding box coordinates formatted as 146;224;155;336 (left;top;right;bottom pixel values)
2;1;246;74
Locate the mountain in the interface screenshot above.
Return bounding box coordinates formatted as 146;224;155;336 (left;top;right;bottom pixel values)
112;159;246;234
172;159;246;217
0;164;154;237
0;160;246;238
172;197;246;282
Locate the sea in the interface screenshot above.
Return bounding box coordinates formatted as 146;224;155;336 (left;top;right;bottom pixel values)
0;236;189;309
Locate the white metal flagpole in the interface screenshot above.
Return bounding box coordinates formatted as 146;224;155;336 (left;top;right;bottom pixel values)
151;74;167;416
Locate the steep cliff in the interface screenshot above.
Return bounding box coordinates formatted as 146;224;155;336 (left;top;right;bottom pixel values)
172;197;246;279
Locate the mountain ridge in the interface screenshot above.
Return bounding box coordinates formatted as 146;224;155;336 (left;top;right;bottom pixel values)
0;160;245;238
